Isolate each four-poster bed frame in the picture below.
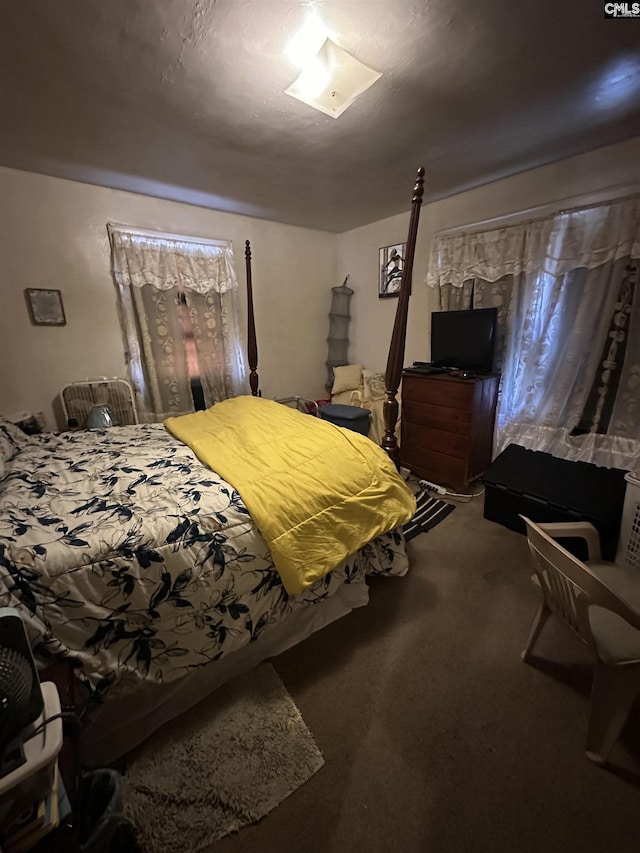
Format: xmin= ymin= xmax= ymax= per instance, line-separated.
xmin=383 ymin=167 xmax=425 ymax=464
xmin=245 ymin=238 xmax=260 ymax=398
xmin=243 ymin=165 xmax=426 ymax=464
xmin=35 ymin=167 xmax=425 ymax=766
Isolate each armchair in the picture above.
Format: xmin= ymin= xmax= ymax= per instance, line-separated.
xmin=329 ymin=366 xmax=400 ymax=444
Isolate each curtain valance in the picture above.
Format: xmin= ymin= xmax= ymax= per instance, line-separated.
xmin=109 ymin=227 xmax=237 ymax=294
xmin=427 ymin=194 xmax=640 ymax=288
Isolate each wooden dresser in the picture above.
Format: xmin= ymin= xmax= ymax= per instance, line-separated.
xmin=400 ymin=371 xmax=499 ymax=490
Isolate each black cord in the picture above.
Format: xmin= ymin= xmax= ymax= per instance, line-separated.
xmin=25 ymin=710 xmax=81 ymax=741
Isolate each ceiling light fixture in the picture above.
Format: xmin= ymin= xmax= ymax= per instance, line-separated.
xmin=285 ymin=18 xmax=382 ymax=119
xmin=285 ymin=13 xmax=328 ymax=69
xmin=294 ymin=57 xmax=331 ymax=102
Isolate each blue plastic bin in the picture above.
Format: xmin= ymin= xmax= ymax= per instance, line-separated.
xmin=319 ymin=404 xmax=370 ymax=435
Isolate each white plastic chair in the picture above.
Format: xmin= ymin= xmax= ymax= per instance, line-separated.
xmin=520 ymin=515 xmax=640 ymax=765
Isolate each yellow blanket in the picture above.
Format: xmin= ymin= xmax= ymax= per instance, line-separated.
xmin=165 ymin=396 xmax=415 ymax=594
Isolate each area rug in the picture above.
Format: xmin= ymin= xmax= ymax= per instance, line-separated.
xmin=403 ymin=489 xmax=456 ymax=541
xmin=123 ymin=663 xmax=324 ymax=853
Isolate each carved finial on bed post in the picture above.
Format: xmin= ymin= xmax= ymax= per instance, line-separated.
xmin=382 ymin=167 xmax=425 ymax=468
xmin=245 ymin=240 xmax=260 ymax=397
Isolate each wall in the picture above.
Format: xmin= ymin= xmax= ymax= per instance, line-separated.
xmin=0 ymin=168 xmax=336 ymax=429
xmin=337 ymin=136 xmax=640 ymax=374
xmin=2 ymin=136 xmax=638 ymax=431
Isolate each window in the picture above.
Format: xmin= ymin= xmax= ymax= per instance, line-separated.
xmin=428 ymin=193 xmax=640 ymax=468
xmin=574 ymin=262 xmax=638 ymax=436
xmin=108 ymin=225 xmax=246 ymax=420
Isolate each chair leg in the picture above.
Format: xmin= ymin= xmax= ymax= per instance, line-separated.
xmin=585 ymin=660 xmax=640 ymax=765
xmin=521 ymin=602 xmax=551 ymax=662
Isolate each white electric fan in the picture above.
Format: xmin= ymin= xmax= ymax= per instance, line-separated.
xmin=60 ymin=378 xmax=138 ymax=430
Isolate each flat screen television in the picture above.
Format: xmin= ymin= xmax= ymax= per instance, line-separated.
xmin=430 ymin=307 xmax=497 ymax=374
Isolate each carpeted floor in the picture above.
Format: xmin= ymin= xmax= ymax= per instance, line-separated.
xmin=210 ymin=495 xmax=640 ymax=853
xmin=124 ymin=663 xmax=323 ymax=852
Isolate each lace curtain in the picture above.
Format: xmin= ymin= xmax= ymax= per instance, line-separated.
xmin=110 ymin=230 xmax=238 ymax=293
xmin=428 ymin=195 xmax=640 ymax=470
xmin=427 ymin=196 xmax=640 ymax=289
xmin=109 ymin=227 xmax=246 ymax=420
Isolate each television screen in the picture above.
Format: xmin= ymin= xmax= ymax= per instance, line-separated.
xmin=430 ymin=307 xmax=497 ymax=374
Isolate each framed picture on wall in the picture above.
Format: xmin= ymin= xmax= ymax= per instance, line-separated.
xmin=25 ymin=288 xmax=66 ymax=326
xmin=379 ymin=243 xmax=406 ymax=298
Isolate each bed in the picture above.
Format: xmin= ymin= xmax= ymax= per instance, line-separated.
xmin=0 ymin=168 xmax=426 ymax=765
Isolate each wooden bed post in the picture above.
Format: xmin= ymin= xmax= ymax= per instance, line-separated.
xmin=245 ymin=239 xmax=260 ymax=396
xmin=382 ymin=166 xmax=425 ymax=467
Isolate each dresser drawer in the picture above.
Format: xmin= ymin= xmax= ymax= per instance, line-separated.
xmin=400 ymin=444 xmax=468 ymax=489
xmin=402 ymin=399 xmax=471 ymax=434
xmin=402 ymin=374 xmax=474 ymax=410
xmin=402 ymin=422 xmax=469 ymax=459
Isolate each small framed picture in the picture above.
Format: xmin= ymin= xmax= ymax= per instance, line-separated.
xmin=379 ymin=243 xmax=406 ymax=298
xmin=25 ymin=288 xmax=66 ymax=326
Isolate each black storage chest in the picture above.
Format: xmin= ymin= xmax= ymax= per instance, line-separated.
xmin=483 ymin=443 xmax=628 ymax=561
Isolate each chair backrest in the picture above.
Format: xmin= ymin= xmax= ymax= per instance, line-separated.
xmin=521 ymin=516 xmax=640 ymax=652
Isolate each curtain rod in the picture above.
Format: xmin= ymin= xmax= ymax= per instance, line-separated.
xmin=435 ymin=182 xmax=640 ymax=238
xmin=107 ymin=222 xmax=231 ymax=249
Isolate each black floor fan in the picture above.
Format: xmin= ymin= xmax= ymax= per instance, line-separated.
xmin=0 ymin=608 xmax=45 ymax=778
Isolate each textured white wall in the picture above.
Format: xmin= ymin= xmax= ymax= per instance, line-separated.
xmin=2 ymin=137 xmax=638 ymax=431
xmin=337 ymin=136 xmax=640 ymax=375
xmin=0 ymin=168 xmax=336 ymax=429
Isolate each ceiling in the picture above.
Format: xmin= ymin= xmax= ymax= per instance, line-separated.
xmin=1 ymin=0 xmax=639 ymax=232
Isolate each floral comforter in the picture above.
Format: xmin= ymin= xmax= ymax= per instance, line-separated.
xmin=0 ymin=425 xmax=408 ymax=700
